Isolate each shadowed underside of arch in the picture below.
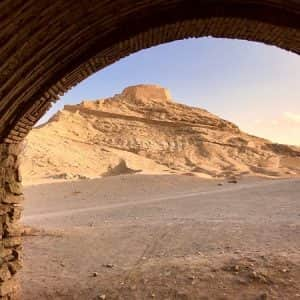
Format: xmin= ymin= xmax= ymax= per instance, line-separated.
xmin=0 ymin=0 xmax=300 ymax=143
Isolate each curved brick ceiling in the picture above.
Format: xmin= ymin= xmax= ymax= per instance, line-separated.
xmin=0 ymin=0 xmax=299 ymax=143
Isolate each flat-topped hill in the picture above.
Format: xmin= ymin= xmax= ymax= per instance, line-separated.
xmin=21 ymin=85 xmax=300 ymax=184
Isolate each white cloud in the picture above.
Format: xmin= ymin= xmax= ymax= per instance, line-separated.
xmin=238 ymin=112 xmax=300 ymax=145
xmin=271 ymin=120 xmax=279 ymax=126
xmin=283 ymin=112 xmax=300 ymax=124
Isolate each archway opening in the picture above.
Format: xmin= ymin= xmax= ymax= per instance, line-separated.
xmin=17 ymin=37 xmax=300 ymax=299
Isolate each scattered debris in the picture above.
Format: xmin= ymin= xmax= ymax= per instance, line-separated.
xmin=257 ymin=293 xmax=268 ymax=300
xmin=228 ymin=179 xmax=238 ymax=184
xmin=103 ymin=263 xmax=114 ymax=269
xmin=236 ymin=278 xmax=248 ymax=285
xmin=233 ymin=265 xmax=240 ymax=272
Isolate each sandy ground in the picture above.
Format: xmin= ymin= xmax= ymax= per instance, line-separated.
xmin=20 ymin=175 xmax=300 ymax=300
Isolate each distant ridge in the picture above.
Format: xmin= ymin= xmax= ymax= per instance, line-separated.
xmin=21 ymin=84 xmax=300 ymax=184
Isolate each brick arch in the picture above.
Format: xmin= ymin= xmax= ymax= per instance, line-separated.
xmin=0 ymin=1 xmax=299 ymax=298
xmin=0 ymin=0 xmax=300 ymax=143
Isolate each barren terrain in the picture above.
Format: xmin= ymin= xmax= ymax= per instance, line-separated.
xmin=19 ymin=85 xmax=300 ymax=299
xmin=20 ymin=175 xmax=300 ymax=299
xmin=21 ymin=85 xmax=300 ymax=185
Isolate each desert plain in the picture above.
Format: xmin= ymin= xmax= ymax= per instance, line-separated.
xmin=19 ymin=85 xmax=300 ymax=299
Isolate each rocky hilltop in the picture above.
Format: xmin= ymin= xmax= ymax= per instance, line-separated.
xmin=21 ymin=84 xmax=300 ymax=184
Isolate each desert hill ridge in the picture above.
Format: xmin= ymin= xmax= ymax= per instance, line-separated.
xmin=21 ymin=84 xmax=300 ymax=184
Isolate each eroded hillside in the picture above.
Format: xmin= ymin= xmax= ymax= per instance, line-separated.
xmin=21 ymin=84 xmax=300 ymax=184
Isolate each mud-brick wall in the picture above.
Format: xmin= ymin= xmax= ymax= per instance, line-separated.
xmin=0 ymin=143 xmax=23 ymax=299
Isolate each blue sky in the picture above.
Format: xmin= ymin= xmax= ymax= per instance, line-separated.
xmin=41 ymin=37 xmax=300 ymax=145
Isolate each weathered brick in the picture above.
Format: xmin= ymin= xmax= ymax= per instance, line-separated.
xmin=5 ymin=183 xmax=22 ymax=196
xmin=0 ymin=168 xmax=5 ymax=187
xmin=7 ymin=261 xmax=22 ymax=275
xmin=15 ymin=170 xmax=22 ymax=183
xmin=2 ymin=195 xmax=23 ymax=205
xmin=8 ymin=207 xmax=23 ymax=222
xmin=7 ymin=145 xmax=22 ymax=156
xmin=0 ymin=189 xmax=5 ymax=203
xmin=3 ymin=224 xmax=21 ymax=238
xmin=0 ymin=248 xmax=12 ymax=263
xmin=0 ymin=265 xmax=11 ymax=282
xmin=0 ymin=157 xmax=14 ymax=170
xmin=0 ymin=278 xmax=18 ymax=296
xmin=3 ymin=238 xmax=21 ymax=249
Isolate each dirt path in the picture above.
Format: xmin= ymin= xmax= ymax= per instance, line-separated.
xmin=20 ymin=175 xmax=300 ymax=299
xmin=23 ymin=178 xmax=289 ymax=221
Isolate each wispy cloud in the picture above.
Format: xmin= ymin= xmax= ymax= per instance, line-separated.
xmin=238 ymin=112 xmax=300 ymax=145
xmin=283 ymin=112 xmax=300 ymax=124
